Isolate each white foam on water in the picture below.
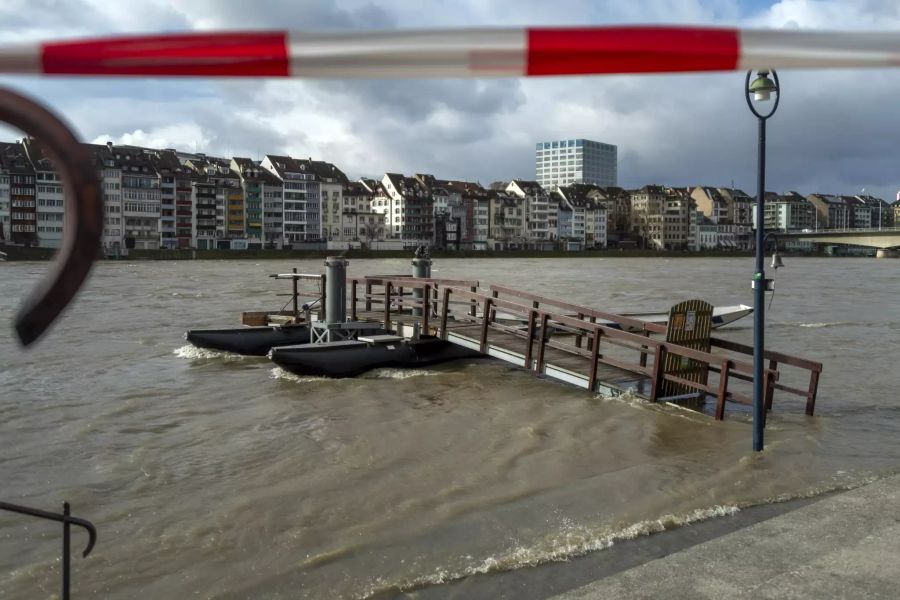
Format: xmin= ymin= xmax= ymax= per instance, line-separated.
xmin=365 ymin=368 xmax=438 ymax=380
xmin=358 ymin=503 xmax=740 ymax=598
xmin=758 ymin=469 xmax=893 ymax=504
xmin=594 ymin=390 xmax=651 ymax=412
xmin=361 ymin=471 xmax=900 ymax=598
xmin=268 ymin=367 xmax=327 ymax=384
xmin=173 ymin=344 xmax=245 ymax=361
xmin=783 ymin=321 xmax=851 ymax=329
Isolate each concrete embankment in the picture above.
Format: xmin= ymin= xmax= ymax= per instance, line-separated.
xmin=550 ymin=473 xmax=900 ymax=599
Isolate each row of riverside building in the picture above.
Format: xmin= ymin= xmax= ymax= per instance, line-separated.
xmin=0 ymin=138 xmax=897 ymax=253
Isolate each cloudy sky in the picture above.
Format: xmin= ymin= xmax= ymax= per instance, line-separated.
xmin=0 ymin=0 xmax=898 ymax=200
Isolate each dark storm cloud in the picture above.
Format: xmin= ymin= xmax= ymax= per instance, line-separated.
xmin=192 ymin=106 xmax=296 ymax=158
xmin=314 ymin=79 xmax=525 ymax=123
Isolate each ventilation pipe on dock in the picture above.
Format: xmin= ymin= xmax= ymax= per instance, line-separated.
xmin=324 ymin=257 xmax=348 ymax=324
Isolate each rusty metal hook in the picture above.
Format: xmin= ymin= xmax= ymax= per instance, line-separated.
xmin=0 ymin=87 xmax=103 ymax=346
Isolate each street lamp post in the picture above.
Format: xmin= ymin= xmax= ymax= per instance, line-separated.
xmin=745 ymin=69 xmax=780 ymax=452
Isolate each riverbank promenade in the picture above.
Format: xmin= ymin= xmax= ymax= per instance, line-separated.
xmin=551 ymin=473 xmax=900 ymax=599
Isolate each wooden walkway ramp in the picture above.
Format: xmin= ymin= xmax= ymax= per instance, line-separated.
xmin=442 ymin=323 xmax=652 ymax=397
xmin=345 ymin=276 xmax=823 ymax=421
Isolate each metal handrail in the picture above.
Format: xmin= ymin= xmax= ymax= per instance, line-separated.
xmin=0 ymin=500 xmax=96 ymax=600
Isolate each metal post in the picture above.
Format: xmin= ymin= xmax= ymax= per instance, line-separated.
xmin=746 ymin=68 xmax=779 ymax=453
xmin=324 ymin=257 xmax=348 ymax=324
xmin=411 ymin=255 xmax=432 ymax=317
xmin=291 ymin=267 xmax=299 ymax=321
xmin=62 ymin=501 xmax=71 ymax=600
xmin=753 ymin=116 xmax=767 ymax=452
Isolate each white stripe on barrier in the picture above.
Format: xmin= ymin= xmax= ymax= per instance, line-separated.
xmin=288 ymin=29 xmax=526 ymax=78
xmin=0 ymin=43 xmax=41 ymax=74
xmin=740 ymin=30 xmax=900 ymax=70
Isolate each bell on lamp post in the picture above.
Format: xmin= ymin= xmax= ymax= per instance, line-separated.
xmin=770 ymin=250 xmax=784 ymax=269
xmin=749 ymin=70 xmax=778 ymax=101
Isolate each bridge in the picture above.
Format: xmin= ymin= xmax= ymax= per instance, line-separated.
xmin=779 ymin=227 xmax=900 ymax=253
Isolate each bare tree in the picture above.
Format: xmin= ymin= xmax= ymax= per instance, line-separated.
xmin=362 ymin=220 xmax=381 ymax=247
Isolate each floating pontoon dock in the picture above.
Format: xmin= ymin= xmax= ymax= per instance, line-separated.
xmin=358 ymin=278 xmax=820 ymax=419
xmin=249 ymin=261 xmax=822 ymax=421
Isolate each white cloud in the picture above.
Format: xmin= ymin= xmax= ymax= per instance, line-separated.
xmin=0 ymin=0 xmax=898 ymax=200
xmin=91 ymin=124 xmax=212 ymax=152
xmin=752 ymin=0 xmax=900 ymax=29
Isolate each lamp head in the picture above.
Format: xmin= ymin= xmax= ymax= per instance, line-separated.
xmin=749 ymin=70 xmax=778 ymax=102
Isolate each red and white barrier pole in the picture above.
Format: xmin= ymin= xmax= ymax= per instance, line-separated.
xmin=0 ymin=26 xmax=897 ymax=78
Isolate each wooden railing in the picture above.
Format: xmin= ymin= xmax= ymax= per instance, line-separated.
xmin=351 ymin=278 xmax=820 ymax=421
xmin=440 ymin=285 xmax=773 ymax=420
xmin=487 ymin=283 xmax=822 ymax=417
xmin=349 ymin=275 xmax=480 ymax=322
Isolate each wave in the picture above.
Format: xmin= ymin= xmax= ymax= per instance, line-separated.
xmin=796 ymin=321 xmax=850 ymax=329
xmin=268 ymin=367 xmax=328 ymax=384
xmin=777 ymin=321 xmax=872 ymax=329
xmin=172 ymin=344 xmax=246 ymax=361
xmin=359 ymin=469 xmax=899 ymax=599
xmin=358 ymin=503 xmax=739 ymax=599
xmin=363 ymin=368 xmax=439 ymax=380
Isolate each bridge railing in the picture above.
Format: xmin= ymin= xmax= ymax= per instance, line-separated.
xmin=783 ymin=226 xmax=900 ymax=235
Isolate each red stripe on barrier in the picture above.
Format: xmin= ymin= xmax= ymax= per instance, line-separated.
xmin=526 ymin=26 xmax=740 ymax=76
xmin=42 ymin=32 xmax=290 ymax=76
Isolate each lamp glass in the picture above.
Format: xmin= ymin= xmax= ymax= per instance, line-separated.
xmin=749 ymin=71 xmax=777 ymax=102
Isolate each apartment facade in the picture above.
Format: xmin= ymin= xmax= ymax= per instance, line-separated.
xmin=0 ymin=160 xmax=8 ymax=242
xmin=262 ymin=155 xmax=348 ymax=244
xmin=381 ymin=172 xmax=434 ymax=247
xmin=231 ymin=157 xmax=282 ymax=247
xmin=630 ymin=185 xmax=666 ymax=249
xmin=506 ymin=179 xmax=554 ymax=248
xmin=555 ymin=184 xmax=608 ymax=249
xmin=807 ymin=193 xmax=850 ymax=229
xmin=535 ymin=138 xmax=617 ymax=189
xmin=488 ymin=190 xmax=526 ymax=249
xmin=145 ymin=149 xmax=191 ymax=250
xmin=755 ymin=191 xmax=815 ymax=232
xmin=113 ymin=146 xmax=162 ymax=250
xmin=20 ymin=139 xmax=66 ymax=249
xmin=3 ymin=143 xmax=37 ymax=246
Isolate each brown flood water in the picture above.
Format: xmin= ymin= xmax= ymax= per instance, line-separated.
xmin=1 ymin=257 xmax=899 ymax=599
